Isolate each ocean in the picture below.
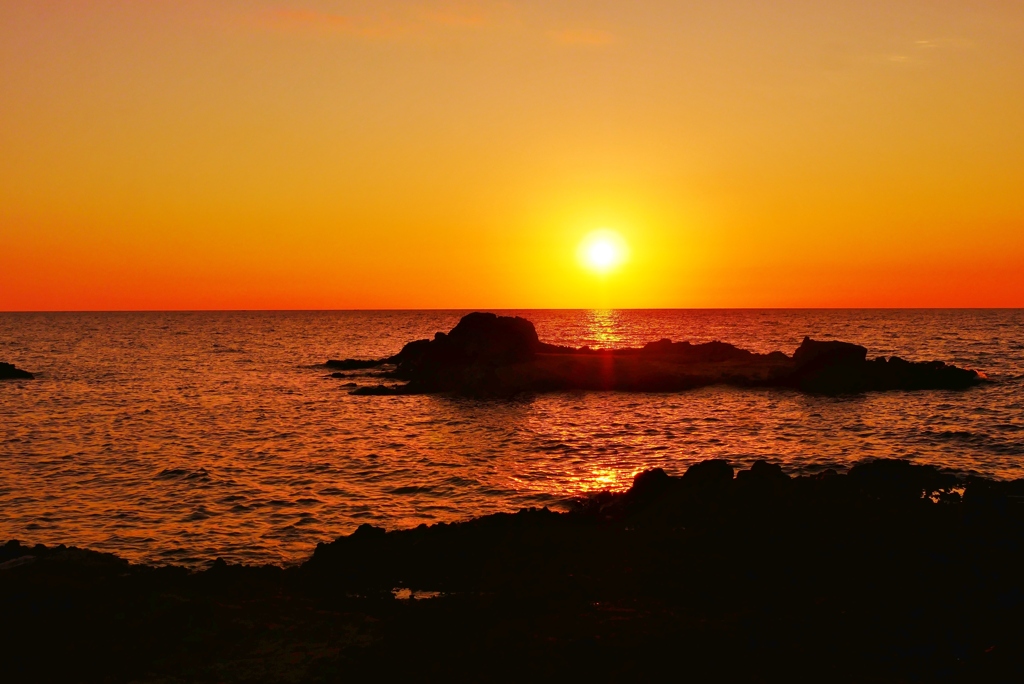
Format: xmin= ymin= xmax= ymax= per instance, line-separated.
xmin=1 ymin=309 xmax=1021 ymax=565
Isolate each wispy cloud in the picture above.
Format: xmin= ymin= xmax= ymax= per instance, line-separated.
xmin=888 ymin=37 xmax=974 ymax=64
xmin=914 ymin=38 xmax=974 ymax=50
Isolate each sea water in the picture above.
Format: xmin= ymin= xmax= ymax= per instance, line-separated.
xmin=1 ymin=309 xmax=1021 ymax=565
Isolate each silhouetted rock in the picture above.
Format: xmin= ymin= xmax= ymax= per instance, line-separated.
xmin=333 ymin=313 xmax=982 ymax=396
xmin=4 ymin=458 xmax=1024 ymax=681
xmin=639 ymin=338 xmax=756 ymax=363
xmin=792 ymin=336 xmax=867 ymax=367
xmin=846 ymin=458 xmax=958 ymax=500
xmin=792 ymin=347 xmax=980 ymax=394
xmin=626 ymin=467 xmax=674 ymax=506
xmin=682 ymin=458 xmax=734 ymax=487
xmin=388 ymin=313 xmax=543 ymax=393
xmin=631 ymin=467 xmax=672 ymax=496
xmin=736 ymin=460 xmax=792 ymax=500
xmin=743 ymin=459 xmax=789 ymax=483
xmin=352 ymin=522 xmax=388 ymax=541
xmin=0 ymin=362 xmax=33 ymax=380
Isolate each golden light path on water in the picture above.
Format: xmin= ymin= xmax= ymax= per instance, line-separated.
xmin=587 ymin=309 xmax=626 ymax=348
xmin=511 ymin=312 xmax=629 ymax=493
xmin=1 ymin=310 xmax=1022 ymax=566
xmin=509 ymin=312 xmax=640 ymax=501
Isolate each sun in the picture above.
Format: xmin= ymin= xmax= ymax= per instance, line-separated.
xmin=579 ymin=229 xmax=628 ymax=274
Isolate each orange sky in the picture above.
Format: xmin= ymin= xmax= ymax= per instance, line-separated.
xmin=2 ymin=0 xmax=1023 ymax=310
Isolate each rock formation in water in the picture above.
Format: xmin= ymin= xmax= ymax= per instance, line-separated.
xmin=3 ymin=458 xmax=1024 ymax=681
xmin=333 ymin=312 xmax=982 ymax=396
xmin=0 ymin=362 xmax=33 ymax=380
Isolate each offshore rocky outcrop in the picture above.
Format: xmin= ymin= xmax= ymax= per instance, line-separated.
xmin=330 ymin=312 xmax=982 ymax=396
xmin=0 ymin=362 xmax=33 ymax=380
xmin=3 ymin=458 xmax=1024 ymax=681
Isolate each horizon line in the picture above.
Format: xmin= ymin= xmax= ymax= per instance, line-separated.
xmin=2 ymin=307 xmax=1022 ymax=314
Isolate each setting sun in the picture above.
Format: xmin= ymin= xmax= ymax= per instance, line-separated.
xmin=579 ymin=230 xmax=629 ymax=275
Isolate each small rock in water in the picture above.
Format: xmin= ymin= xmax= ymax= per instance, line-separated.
xmin=0 ymin=362 xmax=33 ymax=380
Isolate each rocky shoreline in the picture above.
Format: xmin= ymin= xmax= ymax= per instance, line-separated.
xmin=330 ymin=312 xmax=983 ymax=396
xmin=4 ymin=458 xmax=1023 ymax=682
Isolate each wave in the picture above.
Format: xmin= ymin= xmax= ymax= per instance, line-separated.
xmin=918 ymin=429 xmax=1024 ymax=455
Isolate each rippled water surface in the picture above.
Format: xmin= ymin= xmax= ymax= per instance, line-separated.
xmin=1 ymin=310 xmax=1022 ymax=565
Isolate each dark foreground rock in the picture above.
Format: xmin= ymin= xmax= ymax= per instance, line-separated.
xmin=0 ymin=362 xmax=33 ymax=380
xmin=3 ymin=458 xmax=1024 ymax=682
xmin=337 ymin=312 xmax=982 ymax=396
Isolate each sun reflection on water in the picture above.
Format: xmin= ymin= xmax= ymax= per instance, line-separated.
xmin=585 ymin=309 xmax=624 ymax=348
xmin=511 ymin=467 xmax=639 ymax=499
xmin=569 ymin=468 xmax=636 ymax=494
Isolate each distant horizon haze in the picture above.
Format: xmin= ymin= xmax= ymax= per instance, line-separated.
xmin=2 ymin=1 xmax=1023 ymax=310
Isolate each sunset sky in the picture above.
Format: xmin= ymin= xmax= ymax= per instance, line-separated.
xmin=2 ymin=0 xmax=1023 ymax=310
